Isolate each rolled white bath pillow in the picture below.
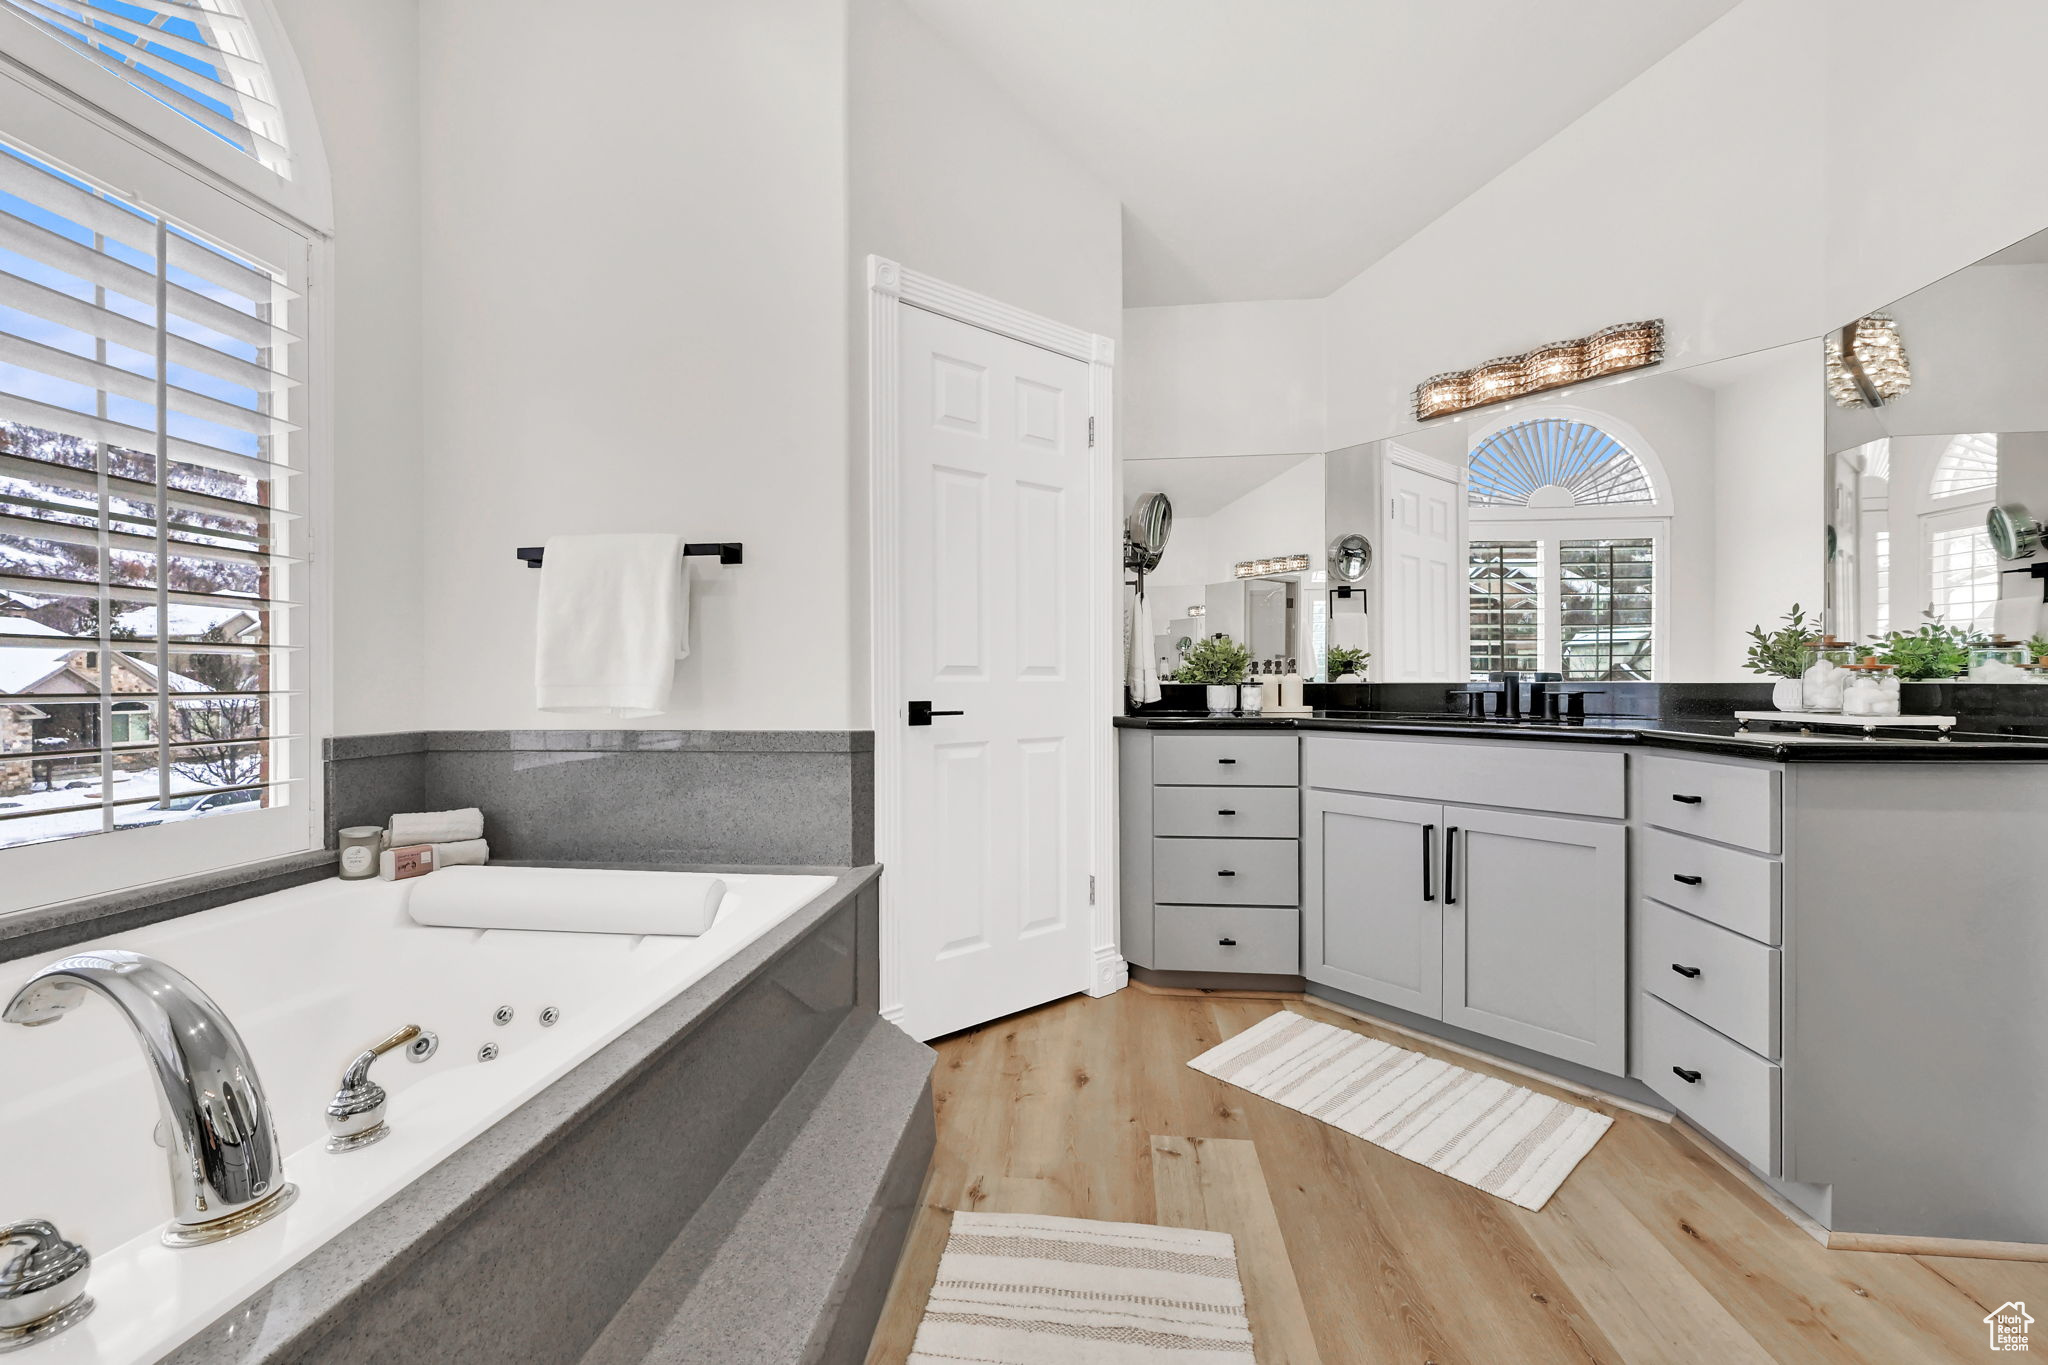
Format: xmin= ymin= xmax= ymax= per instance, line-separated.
xmin=402 ymin=864 xmax=728 ymax=936
xmin=388 ymin=807 xmax=485 ymax=844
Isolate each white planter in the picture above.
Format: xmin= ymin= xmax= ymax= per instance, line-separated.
xmin=1205 ymin=684 xmax=1238 ymax=717
xmin=1771 ymin=679 xmax=1805 ymax=711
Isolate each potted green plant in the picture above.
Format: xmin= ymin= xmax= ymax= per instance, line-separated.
xmin=1325 ymin=645 xmax=1370 ymax=682
xmin=1174 ymin=635 xmax=1252 ymax=716
xmin=1872 ymin=613 xmax=1978 ymax=681
xmin=1744 ymin=605 xmax=1814 ymax=710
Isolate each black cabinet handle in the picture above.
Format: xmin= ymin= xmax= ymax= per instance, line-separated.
xmin=1671 ymin=963 xmax=1702 ymax=979
xmin=1217 ymin=809 xmax=1237 ymax=816
xmin=1218 ymin=937 xmax=1237 ymax=947
xmin=1444 ymin=826 xmax=1460 ymax=906
xmin=1672 ymin=1066 xmax=1702 ymax=1084
xmin=1217 ymin=758 xmax=1237 ymax=765
xmin=1422 ymin=823 xmax=1436 ymax=902
xmin=1672 ymin=873 xmax=1703 ymax=886
xmin=1671 ymin=793 xmax=1703 ymax=805
xmin=1217 ymin=869 xmax=1236 ymax=877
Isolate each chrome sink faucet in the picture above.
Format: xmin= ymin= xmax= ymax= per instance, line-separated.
xmin=3 ymin=950 xmax=297 ymax=1247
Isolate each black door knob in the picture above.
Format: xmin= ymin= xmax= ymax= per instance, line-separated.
xmin=907 ymin=700 xmax=965 ymax=726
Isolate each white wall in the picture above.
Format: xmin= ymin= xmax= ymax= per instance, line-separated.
xmin=271 ymin=0 xmax=424 ymax=737
xmin=1122 ymin=301 xmax=1325 ymax=460
xmin=1324 ymin=1 xmax=1827 ymax=450
xmin=416 ymin=0 xmax=852 ymax=730
xmin=1710 ymin=355 xmax=1827 ymax=676
xmin=847 ymin=0 xmax=1123 ymax=724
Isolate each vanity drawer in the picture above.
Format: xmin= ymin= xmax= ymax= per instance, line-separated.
xmin=1638 ymin=755 xmax=1780 ymax=854
xmin=1303 ymin=734 xmax=1624 ymax=818
xmin=1154 ymin=786 xmax=1299 ymax=839
xmin=1638 ymin=827 xmax=1781 ymax=944
xmin=1154 ymin=837 xmax=1299 ymax=906
xmin=1153 ymin=734 xmax=1300 ymax=787
xmin=1638 ymin=901 xmax=1780 ymax=1058
xmin=1639 ymin=993 xmax=1780 ymax=1174
xmin=1153 ymin=905 xmax=1300 ymax=975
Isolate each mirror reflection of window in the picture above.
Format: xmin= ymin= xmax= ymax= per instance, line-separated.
xmin=1465 ymin=417 xmax=1665 ymax=681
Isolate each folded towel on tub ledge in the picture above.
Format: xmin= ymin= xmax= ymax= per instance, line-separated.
xmin=403 ymin=865 xmax=728 ymax=936
xmin=389 ymin=807 xmax=485 ymax=845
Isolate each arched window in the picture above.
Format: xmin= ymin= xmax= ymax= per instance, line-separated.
xmin=1468 ymin=418 xmax=1655 ymax=508
xmin=1466 ymin=416 xmax=1663 ymax=682
xmin=1 ymin=0 xmax=292 ymax=176
xmin=1930 ymin=432 xmax=1997 ymax=499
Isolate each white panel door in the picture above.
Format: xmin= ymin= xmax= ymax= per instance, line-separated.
xmin=897 ymin=305 xmax=1095 ymax=1040
xmin=1383 ymin=458 xmax=1464 ymax=681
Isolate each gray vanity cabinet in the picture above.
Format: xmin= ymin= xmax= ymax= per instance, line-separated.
xmin=1301 ymin=734 xmax=1628 ymax=1074
xmin=1302 ymin=789 xmax=1442 ymax=1015
xmin=1441 ymin=806 xmax=1626 ymax=1071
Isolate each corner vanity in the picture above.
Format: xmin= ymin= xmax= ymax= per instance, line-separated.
xmin=1118 ymin=713 xmax=2048 ymax=1253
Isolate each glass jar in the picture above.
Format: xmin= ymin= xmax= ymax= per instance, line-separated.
xmin=1970 ymin=637 xmax=2029 ymax=682
xmin=1800 ymin=636 xmax=1855 ymax=712
xmin=1841 ymin=659 xmax=1901 ymax=717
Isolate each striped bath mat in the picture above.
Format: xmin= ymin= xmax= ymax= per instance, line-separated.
xmin=906 ymin=1211 xmax=1254 ymax=1363
xmin=1190 ymin=1010 xmax=1611 ymax=1211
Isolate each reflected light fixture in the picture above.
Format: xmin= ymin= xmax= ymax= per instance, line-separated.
xmin=1412 ymin=319 xmax=1664 ymax=420
xmin=1825 ymin=312 xmax=1911 ymax=408
xmin=1233 ymin=554 xmax=1311 ymax=579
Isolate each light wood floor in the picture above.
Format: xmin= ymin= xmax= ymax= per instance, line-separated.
xmin=866 ymin=986 xmax=2048 ymax=1364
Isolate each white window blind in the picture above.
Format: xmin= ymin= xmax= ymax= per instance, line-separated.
xmin=0 ymin=134 xmax=301 ymax=854
xmin=0 ymin=0 xmax=290 ymax=176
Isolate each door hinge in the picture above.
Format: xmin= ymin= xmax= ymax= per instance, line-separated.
xmin=1088 ymin=416 xmax=1096 ymax=447
xmin=1088 ymin=874 xmax=1097 ymax=905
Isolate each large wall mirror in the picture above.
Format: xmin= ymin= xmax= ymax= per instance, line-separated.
xmin=1824 ymin=227 xmax=2048 ymax=667
xmin=1125 ymin=345 xmax=1828 ymax=683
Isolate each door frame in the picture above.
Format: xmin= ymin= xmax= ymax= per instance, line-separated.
xmin=865 ymin=255 xmax=1125 ymax=1032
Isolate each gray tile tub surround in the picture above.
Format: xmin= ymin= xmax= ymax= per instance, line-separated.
xmin=326 ymin=730 xmax=876 ymax=866
xmin=0 ymin=848 xmax=337 ymax=965
xmin=164 ymin=864 xmax=933 ymax=1365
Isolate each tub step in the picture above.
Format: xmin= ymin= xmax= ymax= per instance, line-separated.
xmin=577 ymin=1013 xmax=934 ymax=1365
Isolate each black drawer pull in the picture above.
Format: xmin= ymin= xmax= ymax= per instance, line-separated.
xmin=1670 ymin=793 xmax=1703 ymax=805
xmin=1672 ymin=873 xmax=1703 ymax=886
xmin=1218 ymin=937 xmax=1237 ymax=947
xmin=1217 ymin=869 xmax=1236 ymax=877
xmin=1217 ymin=809 xmax=1237 ymax=816
xmin=1672 ymin=1066 xmax=1702 ymax=1084
xmin=1671 ymin=963 xmax=1702 ymax=978
xmin=1217 ymin=758 xmax=1237 ymax=765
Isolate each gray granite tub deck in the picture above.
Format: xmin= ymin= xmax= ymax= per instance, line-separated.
xmin=162 ymin=864 xmax=933 ymax=1365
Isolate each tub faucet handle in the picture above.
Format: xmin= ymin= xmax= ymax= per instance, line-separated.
xmin=325 ymin=1024 xmax=423 ymax=1154
xmin=0 ymin=1219 xmax=93 ymax=1350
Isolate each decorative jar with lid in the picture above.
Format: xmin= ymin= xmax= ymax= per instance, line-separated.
xmin=1840 ymin=657 xmax=1901 ymax=717
xmin=1969 ymin=636 xmax=2030 ymax=683
xmin=1800 ymin=636 xmax=1856 ymax=712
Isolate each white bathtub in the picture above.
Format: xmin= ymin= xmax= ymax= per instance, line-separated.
xmin=0 ymin=869 xmax=838 ymax=1365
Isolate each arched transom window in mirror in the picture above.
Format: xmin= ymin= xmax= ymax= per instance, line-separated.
xmin=0 ymin=0 xmax=293 ymax=175
xmin=1929 ymin=432 xmax=1997 ymax=499
xmin=1468 ymin=418 xmax=1655 ymax=508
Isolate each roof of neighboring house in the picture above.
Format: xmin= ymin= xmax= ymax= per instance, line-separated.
xmin=112 ymin=604 xmax=261 ymax=640
xmin=0 ymin=617 xmax=209 ymax=696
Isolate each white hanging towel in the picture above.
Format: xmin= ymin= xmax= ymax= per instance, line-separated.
xmin=1125 ymin=583 xmax=1162 ymax=704
xmin=535 ymin=533 xmax=689 ymax=717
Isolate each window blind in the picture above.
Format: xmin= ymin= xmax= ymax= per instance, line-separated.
xmin=0 ymin=135 xmax=299 ymax=850
xmin=0 ymin=0 xmax=290 ymax=176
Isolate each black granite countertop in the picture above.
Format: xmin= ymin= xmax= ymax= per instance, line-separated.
xmin=1114 ymin=710 xmax=2048 ymax=761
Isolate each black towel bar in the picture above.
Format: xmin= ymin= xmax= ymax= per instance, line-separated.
xmin=517 ymin=543 xmax=743 ymax=567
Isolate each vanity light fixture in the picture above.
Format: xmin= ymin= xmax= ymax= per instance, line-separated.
xmin=1825 ymin=312 xmax=1911 ymax=408
xmin=1412 ymin=319 xmax=1663 ymax=420
xmin=1233 ymin=554 xmax=1311 ymax=579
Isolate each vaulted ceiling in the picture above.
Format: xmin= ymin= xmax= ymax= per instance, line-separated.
xmin=902 ymin=0 xmax=1740 ymax=307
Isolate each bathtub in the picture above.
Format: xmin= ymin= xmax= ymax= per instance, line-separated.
xmin=0 ymin=869 xmax=839 ymax=1365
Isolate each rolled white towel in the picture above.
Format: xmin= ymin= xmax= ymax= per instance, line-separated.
xmin=388 ymin=808 xmax=484 ymax=845
xmin=403 ymin=865 xmax=727 ymax=936
xmin=433 ymin=837 xmax=489 ymax=867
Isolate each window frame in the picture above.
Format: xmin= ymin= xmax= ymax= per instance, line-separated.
xmin=0 ymin=53 xmax=328 ymax=916
xmin=1466 ymin=517 xmax=1668 ymax=680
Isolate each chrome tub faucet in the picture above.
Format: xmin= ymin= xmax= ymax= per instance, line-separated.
xmin=3 ymin=950 xmax=297 ymax=1247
